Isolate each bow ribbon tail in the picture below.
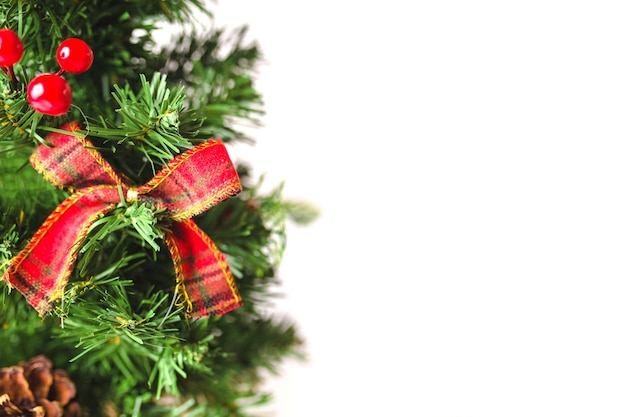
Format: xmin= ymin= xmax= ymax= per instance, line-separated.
xmin=164 ymin=219 xmax=242 ymax=318
xmin=2 ymin=186 xmax=119 ymax=315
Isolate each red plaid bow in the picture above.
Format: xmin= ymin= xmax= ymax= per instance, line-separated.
xmin=2 ymin=121 xmax=243 ymax=318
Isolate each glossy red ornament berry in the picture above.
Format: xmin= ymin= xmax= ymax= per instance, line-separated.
xmin=27 ymin=74 xmax=73 ymax=116
xmin=0 ymin=29 xmax=23 ymax=66
xmin=56 ymin=38 xmax=93 ymax=74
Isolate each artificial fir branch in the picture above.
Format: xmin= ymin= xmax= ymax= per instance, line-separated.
xmin=154 ymin=26 xmax=265 ymax=143
xmin=84 ymin=72 xmax=201 ymax=176
xmin=0 ymin=1 xmax=317 ymax=415
xmin=8 ymin=172 xmax=305 ymax=415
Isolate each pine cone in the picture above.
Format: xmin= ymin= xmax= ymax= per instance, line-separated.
xmin=0 ymin=356 xmax=81 ymax=417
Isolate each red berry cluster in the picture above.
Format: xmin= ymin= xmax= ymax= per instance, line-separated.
xmin=0 ymin=29 xmax=93 ymax=116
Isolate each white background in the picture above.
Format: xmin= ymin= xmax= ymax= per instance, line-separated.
xmin=206 ymin=1 xmax=626 ymax=416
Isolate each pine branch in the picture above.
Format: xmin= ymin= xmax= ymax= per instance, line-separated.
xmin=154 ymin=26 xmax=265 ymax=143
xmin=84 ymin=72 xmax=205 ymax=179
xmin=0 ymin=1 xmax=318 ymax=416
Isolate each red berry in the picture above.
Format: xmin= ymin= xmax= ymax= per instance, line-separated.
xmin=56 ymin=38 xmax=93 ymax=74
xmin=27 ymin=74 xmax=73 ymax=116
xmin=0 ymin=29 xmax=23 ymax=66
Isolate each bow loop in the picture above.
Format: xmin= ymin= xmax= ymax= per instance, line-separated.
xmin=137 ymin=140 xmax=242 ymax=221
xmin=3 ymin=123 xmax=243 ymax=318
xmin=31 ymin=121 xmax=124 ymax=191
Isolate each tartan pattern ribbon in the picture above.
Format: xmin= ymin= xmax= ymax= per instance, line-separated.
xmin=2 ymin=121 xmax=243 ymax=318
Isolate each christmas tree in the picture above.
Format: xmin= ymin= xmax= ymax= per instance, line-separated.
xmin=0 ymin=1 xmax=316 ymax=415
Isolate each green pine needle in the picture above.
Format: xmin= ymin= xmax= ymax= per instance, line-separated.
xmin=85 ymin=72 xmax=202 ymax=173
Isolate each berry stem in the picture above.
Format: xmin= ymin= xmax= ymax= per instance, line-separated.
xmin=55 ymin=68 xmax=65 ymax=76
xmin=7 ymin=65 xmax=18 ymax=91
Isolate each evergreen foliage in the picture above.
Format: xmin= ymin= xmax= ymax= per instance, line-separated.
xmin=0 ymin=1 xmax=317 ymax=415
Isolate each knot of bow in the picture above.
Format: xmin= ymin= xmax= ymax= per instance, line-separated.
xmin=3 ymin=121 xmax=243 ymax=318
